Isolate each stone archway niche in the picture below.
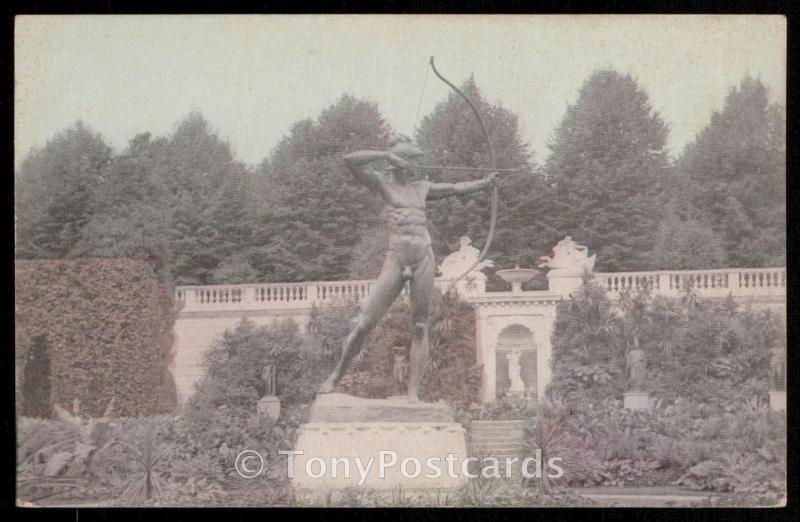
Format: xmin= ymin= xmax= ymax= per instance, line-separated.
xmin=494 ymin=324 xmax=537 ymax=399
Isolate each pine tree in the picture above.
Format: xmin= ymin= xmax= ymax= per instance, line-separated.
xmin=71 ymin=133 xmax=171 ymax=260
xmin=158 ymin=112 xmax=253 ymax=284
xmin=347 ymin=224 xmax=390 ymax=279
xmin=544 ymin=70 xmax=671 ymax=272
xmin=678 ymin=76 xmax=785 ymax=267
xmin=67 ymin=113 xmax=254 ymax=285
xmin=251 ymin=95 xmax=391 ymax=282
xmin=414 ymin=77 xmax=547 ymax=277
xmin=15 ymin=122 xmax=113 ymax=258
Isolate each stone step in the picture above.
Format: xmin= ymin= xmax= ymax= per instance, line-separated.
xmin=469 ymin=432 xmax=527 ymax=439
xmin=469 ymin=439 xmax=525 ymax=446
xmin=468 ymin=454 xmax=525 ymax=461
xmin=469 ymin=440 xmax=525 ymax=448
xmin=471 ymin=441 xmax=524 ymax=447
xmin=470 ymin=446 xmax=526 ymax=454
xmin=469 ymin=420 xmax=529 ymax=461
xmin=471 ymin=419 xmax=528 ymax=426
xmin=471 ymin=424 xmax=526 ymax=429
xmin=470 ymin=425 xmax=528 ymax=432
xmin=470 ymin=432 xmax=527 ymax=438
xmin=470 ymin=440 xmax=526 ymax=448
xmin=469 ymin=428 xmax=526 ymax=435
xmin=469 ymin=433 xmax=527 ymax=439
xmin=471 ymin=424 xmax=527 ymax=431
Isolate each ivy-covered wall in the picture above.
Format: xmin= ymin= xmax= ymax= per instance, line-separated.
xmin=15 ymin=258 xmax=176 ymax=417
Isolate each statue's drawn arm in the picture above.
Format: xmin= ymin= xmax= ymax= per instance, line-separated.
xmin=343 ymin=151 xmax=391 ymax=193
xmin=426 ymin=175 xmax=496 ymax=200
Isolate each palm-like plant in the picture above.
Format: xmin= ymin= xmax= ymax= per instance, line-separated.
xmin=680 ymin=279 xmax=702 ymax=313
xmin=754 ymin=309 xmax=781 ymax=348
xmin=651 ymin=297 xmax=681 ymax=356
xmin=458 ymin=475 xmax=500 ymax=506
xmin=17 ymin=399 xmax=116 ymax=503
xmin=113 ymin=418 xmax=178 ymax=504
xmin=523 ymin=399 xmax=573 ymax=496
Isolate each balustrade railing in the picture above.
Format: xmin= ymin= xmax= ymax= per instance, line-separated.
xmin=594 ymin=267 xmax=785 ymax=299
xmin=175 ymin=267 xmax=785 ymax=311
xmin=175 ymin=279 xmax=375 ymax=311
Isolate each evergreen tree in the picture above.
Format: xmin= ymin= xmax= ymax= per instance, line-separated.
xmin=678 ymin=76 xmax=785 ymax=267
xmin=163 ymin=111 xmax=239 ymax=202
xmin=71 ymin=133 xmax=172 ymax=260
xmin=415 ymin=77 xmax=548 ymax=278
xmin=347 ymin=224 xmax=390 ymax=280
xmin=646 ymin=213 xmax=726 ymax=270
xmin=208 ymin=166 xmax=257 ymax=282
xmin=168 ymin=192 xmax=222 ymax=285
xmin=15 ymin=122 xmax=113 ymax=258
xmin=67 ymin=113 xmax=253 ymax=285
xmin=544 ymin=70 xmax=671 ymax=271
xmin=251 ymin=94 xmax=391 ymax=282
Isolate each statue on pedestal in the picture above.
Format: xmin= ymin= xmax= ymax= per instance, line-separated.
xmin=438 ymin=236 xmax=495 ymax=294
xmin=317 ymin=134 xmax=498 ymax=401
xmin=392 ymin=344 xmax=409 ymax=386
xmin=538 ymin=235 xmax=596 ymax=273
xmin=506 ymin=351 xmax=525 ymax=394
xmin=261 ymin=362 xmax=276 ymax=396
xmin=626 ymin=348 xmax=647 ymax=391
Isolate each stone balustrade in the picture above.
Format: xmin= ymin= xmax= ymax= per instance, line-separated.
xmin=176 ymin=280 xmax=376 ymax=312
xmin=175 ymin=267 xmax=786 ymax=312
xmin=594 ymin=267 xmax=786 ymax=300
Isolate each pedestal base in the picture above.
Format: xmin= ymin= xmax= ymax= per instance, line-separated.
xmin=624 ymin=391 xmax=650 ymax=411
xmin=769 ymin=390 xmax=786 ymax=411
xmin=546 ymin=269 xmax=584 ymax=298
xmin=257 ymin=395 xmax=280 ymax=420
xmin=292 ymin=393 xmax=468 ymax=492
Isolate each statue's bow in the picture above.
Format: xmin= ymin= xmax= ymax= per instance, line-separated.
xmin=429 ymin=56 xmax=499 ymax=293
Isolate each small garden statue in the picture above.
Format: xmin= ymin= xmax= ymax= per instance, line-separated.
xmin=261 ymin=362 xmax=276 ymax=396
xmin=392 ymin=344 xmax=409 ymax=386
xmin=626 ymin=348 xmax=647 ymax=391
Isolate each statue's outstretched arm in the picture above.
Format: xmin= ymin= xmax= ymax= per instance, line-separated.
xmin=427 ymin=173 xmax=497 ymax=200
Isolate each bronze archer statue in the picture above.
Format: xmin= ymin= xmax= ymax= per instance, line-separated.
xmin=317 ymin=134 xmax=497 ymax=401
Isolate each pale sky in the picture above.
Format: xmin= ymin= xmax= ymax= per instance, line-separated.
xmin=15 ymin=15 xmax=786 ymax=169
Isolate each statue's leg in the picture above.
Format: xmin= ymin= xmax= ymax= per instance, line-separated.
xmin=317 ymin=254 xmax=405 ymax=394
xmin=408 ymin=248 xmax=436 ymax=402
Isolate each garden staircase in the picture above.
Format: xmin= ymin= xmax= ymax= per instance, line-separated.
xmin=468 ymin=420 xmax=528 ymax=460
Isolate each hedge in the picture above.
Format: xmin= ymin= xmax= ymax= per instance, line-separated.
xmin=15 ymin=258 xmax=176 ymax=417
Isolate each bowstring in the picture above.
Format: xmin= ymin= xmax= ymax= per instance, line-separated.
xmin=412 ymin=61 xmax=431 ymax=136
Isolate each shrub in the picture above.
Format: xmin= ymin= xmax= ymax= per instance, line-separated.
xmin=546 ymin=279 xmax=785 ymax=499
xmin=337 ymin=290 xmax=481 ymax=409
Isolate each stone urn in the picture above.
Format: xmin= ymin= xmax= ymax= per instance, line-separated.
xmin=496 ymin=267 xmax=538 ymax=293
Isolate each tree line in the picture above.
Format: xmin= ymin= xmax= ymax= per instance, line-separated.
xmin=14 ymin=71 xmax=785 ymax=287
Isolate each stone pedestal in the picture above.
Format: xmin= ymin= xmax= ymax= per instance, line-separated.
xmin=292 ymin=393 xmax=468 ymax=492
xmin=624 ymin=391 xmax=650 ymax=411
xmin=769 ymin=390 xmax=786 ymax=411
xmin=257 ymin=395 xmax=281 ymax=421
xmin=546 ymin=268 xmax=584 ymax=298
